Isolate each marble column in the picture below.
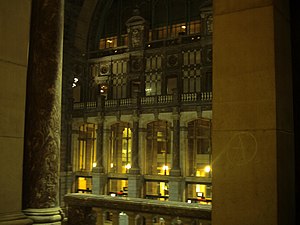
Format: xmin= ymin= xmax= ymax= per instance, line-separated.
xmin=212 ymin=0 xmax=295 ymax=225
xmin=22 ymin=0 xmax=64 ymax=224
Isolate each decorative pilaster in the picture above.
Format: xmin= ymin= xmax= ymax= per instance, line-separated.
xmin=22 ymin=0 xmax=64 ymax=224
xmin=130 ymin=111 xmax=140 ymax=174
xmin=94 ymin=116 xmax=105 ymax=173
xmin=92 ymin=115 xmax=107 ymax=195
xmin=170 ymin=109 xmax=181 ymax=176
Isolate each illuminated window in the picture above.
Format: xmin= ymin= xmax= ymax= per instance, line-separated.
xmin=76 ymin=124 xmax=97 ymax=172
xmin=109 ymin=123 xmax=132 ymax=174
xmin=145 ymin=180 xmax=169 ymax=201
xmin=186 ymin=183 xmax=212 ymax=204
xmin=187 ymin=119 xmax=211 ymax=177
xmin=108 ymin=179 xmax=128 ymax=196
xmin=76 ymin=176 xmax=92 ymax=194
xmin=146 ymin=121 xmax=171 ymax=175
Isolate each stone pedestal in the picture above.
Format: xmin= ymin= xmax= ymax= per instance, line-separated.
xmin=92 ymin=170 xmax=107 ymax=195
xmin=60 ymin=171 xmax=73 ymax=208
xmin=212 ymin=0 xmax=295 ymax=224
xmin=128 ymin=175 xmax=142 ymax=198
xmin=22 ymin=0 xmax=64 ymax=224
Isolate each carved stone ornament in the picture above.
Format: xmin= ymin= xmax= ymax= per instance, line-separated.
xmin=100 ymin=64 xmax=110 ymax=75
xmin=167 ymin=54 xmax=178 ymax=67
xmin=131 ymin=28 xmax=141 ymax=48
xmin=131 ymin=58 xmax=143 ymax=71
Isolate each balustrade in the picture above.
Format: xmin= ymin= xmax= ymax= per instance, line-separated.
xmin=65 ymin=194 xmax=211 ymax=225
xmin=72 ymin=92 xmax=212 ymax=113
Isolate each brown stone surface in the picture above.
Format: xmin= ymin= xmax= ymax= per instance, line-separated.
xmin=212 ymin=0 xmax=294 ymax=224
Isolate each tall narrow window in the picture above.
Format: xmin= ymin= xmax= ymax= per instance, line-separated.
xmin=167 ymin=76 xmax=177 ymax=94
xmin=145 ymin=72 xmax=162 ymax=96
xmin=77 ymin=123 xmax=97 ymax=171
xmin=187 ymin=119 xmax=211 ymax=177
xmin=109 ymin=122 xmax=132 ymax=174
xmin=146 ymin=121 xmax=171 ymax=175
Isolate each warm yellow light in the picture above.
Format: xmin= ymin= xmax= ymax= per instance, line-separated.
xmin=92 ymin=162 xmax=97 ymax=168
xmin=107 ymin=39 xmax=113 ymax=43
xmin=181 ymin=25 xmax=186 ymax=29
xmin=125 ymin=164 xmax=131 ymax=169
xmin=204 ymin=165 xmax=211 ymax=173
xmin=110 ymin=163 xmax=114 ymax=168
xmin=163 ymin=165 xmax=169 ymax=171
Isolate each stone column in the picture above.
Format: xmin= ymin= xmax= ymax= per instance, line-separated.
xmin=170 ymin=110 xmax=181 ymax=176
xmin=212 ymin=1 xmax=294 ymax=225
xmin=142 ymin=214 xmax=153 ymax=225
xmin=128 ymin=112 xmax=142 ymax=197
xmin=94 ymin=208 xmax=104 ymax=225
xmin=22 ymin=0 xmax=64 ymax=224
xmin=130 ymin=113 xmax=140 ymax=174
xmin=92 ymin=116 xmax=107 ymax=195
xmin=111 ymin=211 xmax=120 ymax=225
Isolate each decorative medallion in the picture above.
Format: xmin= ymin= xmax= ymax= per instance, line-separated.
xmin=131 ymin=58 xmax=143 ymax=72
xmin=100 ymin=64 xmax=110 ymax=75
xmin=167 ymin=54 xmax=178 ymax=67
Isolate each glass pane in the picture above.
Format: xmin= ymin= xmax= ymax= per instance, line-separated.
xmin=186 ymin=183 xmax=212 ymax=205
xmin=108 ymin=179 xmax=128 ymax=196
xmin=145 ymin=181 xmax=169 ymax=201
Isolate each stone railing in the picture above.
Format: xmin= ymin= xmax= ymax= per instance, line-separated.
xmin=64 ymin=193 xmax=211 ymax=225
xmin=73 ymin=92 xmax=212 ymax=112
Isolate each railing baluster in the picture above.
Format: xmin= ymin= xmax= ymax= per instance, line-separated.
xmin=112 ymin=210 xmax=120 ymax=225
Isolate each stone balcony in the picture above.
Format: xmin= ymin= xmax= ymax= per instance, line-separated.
xmin=64 ymin=193 xmax=211 ymax=225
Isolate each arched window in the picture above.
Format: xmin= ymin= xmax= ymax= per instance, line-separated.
xmin=146 ymin=121 xmax=171 ymax=175
xmin=76 ymin=123 xmax=97 ymax=172
xmin=186 ymin=118 xmax=211 ymax=177
xmin=109 ymin=122 xmax=132 ymax=174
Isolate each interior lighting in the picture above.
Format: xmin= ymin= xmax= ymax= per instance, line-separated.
xmin=125 ymin=164 xmax=131 ymax=169
xmin=92 ymin=162 xmax=97 ymax=168
xmin=181 ymin=25 xmax=186 ymax=29
xmin=110 ymin=163 xmax=114 ymax=168
xmin=107 ymin=39 xmax=113 ymax=43
xmin=74 ymin=77 xmax=78 ymax=82
xmin=163 ymin=165 xmax=169 ymax=171
xmin=204 ymin=165 xmax=211 ymax=173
